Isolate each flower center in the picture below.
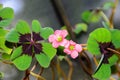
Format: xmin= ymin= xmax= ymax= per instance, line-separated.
xmin=69 ymin=45 xmax=74 ymax=50
xmin=30 ymin=39 xmax=35 ymax=45
xmin=99 ymin=42 xmax=115 ymax=64
xmin=57 ymin=36 xmax=62 ymax=42
xmin=99 ymin=42 xmax=114 ymax=54
xmin=19 ymin=33 xmax=43 ymax=56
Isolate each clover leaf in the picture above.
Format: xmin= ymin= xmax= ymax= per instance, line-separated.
xmin=40 ymin=27 xmax=54 ymax=40
xmin=42 ymin=42 xmax=56 ymax=60
xmin=81 ymin=10 xmax=101 ymax=23
xmin=6 ymin=20 xmax=56 ymax=70
xmin=111 ymin=29 xmax=120 ymax=48
xmin=13 ymin=55 xmax=32 ymax=70
xmin=35 ymin=53 xmax=51 ymax=68
xmin=102 ymin=2 xmax=115 ymax=10
xmin=87 ymin=28 xmax=111 ymax=55
xmin=16 ymin=20 xmax=30 ymax=34
xmin=32 ymin=20 xmax=41 ymax=33
xmin=74 ymin=23 xmax=88 ymax=34
xmin=0 ymin=28 xmax=12 ymax=54
xmin=87 ymin=28 xmax=118 ymax=79
xmin=0 ymin=7 xmax=14 ymax=27
xmin=93 ymin=64 xmax=111 ymax=80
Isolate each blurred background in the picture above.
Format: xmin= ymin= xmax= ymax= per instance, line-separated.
xmin=0 ymin=0 xmax=120 ymax=80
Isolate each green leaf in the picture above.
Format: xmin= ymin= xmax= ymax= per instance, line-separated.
xmin=42 ymin=42 xmax=56 ymax=60
xmin=93 ymin=64 xmax=111 ymax=80
xmin=87 ymin=37 xmax=100 ymax=55
xmin=0 ymin=37 xmax=12 ymax=54
xmin=2 ymin=53 xmax=11 ymax=60
xmin=81 ymin=10 xmax=91 ymax=23
xmin=32 ymin=20 xmax=41 ymax=33
xmin=16 ymin=20 xmax=30 ymax=34
xmin=40 ymin=27 xmax=54 ymax=40
xmin=103 ymin=2 xmax=115 ymax=10
xmin=74 ymin=23 xmax=87 ymax=34
xmin=13 ymin=55 xmax=32 ymax=70
xmin=0 ymin=7 xmax=14 ymax=27
xmin=0 ymin=28 xmax=8 ymax=36
xmin=81 ymin=10 xmax=101 ymax=23
xmin=0 ymin=7 xmax=14 ymax=19
xmin=0 ymin=29 xmax=12 ymax=54
xmin=35 ymin=53 xmax=50 ymax=68
xmin=111 ymin=29 xmax=120 ymax=48
xmin=90 ymin=28 xmax=111 ymax=43
xmin=90 ymin=13 xmax=101 ymax=23
xmin=0 ymin=19 xmax=13 ymax=27
xmin=6 ymin=29 xmax=20 ymax=43
xmin=0 ymin=4 xmax=3 ymax=9
xmin=0 ymin=72 xmax=4 ymax=79
xmin=108 ymin=54 xmax=118 ymax=66
xmin=11 ymin=46 xmax=22 ymax=60
xmin=61 ymin=26 xmax=67 ymax=30
xmin=87 ymin=28 xmax=111 ymax=55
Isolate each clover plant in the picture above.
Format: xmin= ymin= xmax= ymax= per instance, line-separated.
xmin=0 ymin=0 xmax=120 ymax=80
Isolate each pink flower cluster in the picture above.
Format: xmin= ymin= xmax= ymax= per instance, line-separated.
xmin=49 ymin=30 xmax=82 ymax=59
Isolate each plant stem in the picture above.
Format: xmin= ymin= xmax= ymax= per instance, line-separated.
xmin=56 ymin=58 xmax=67 ymax=80
xmin=79 ymin=51 xmax=93 ymax=75
xmin=80 ymin=44 xmax=87 ymax=47
xmin=107 ymin=48 xmax=120 ymax=55
xmin=110 ymin=76 xmax=116 ymax=80
xmin=30 ymin=71 xmax=45 ymax=80
xmin=64 ymin=56 xmax=73 ymax=80
xmin=23 ymin=69 xmax=30 ymax=80
xmin=38 ymin=67 xmax=44 ymax=76
xmin=51 ymin=64 xmax=55 ymax=80
xmin=109 ymin=0 xmax=119 ymax=29
xmin=100 ymin=11 xmax=110 ymax=24
xmin=93 ymin=55 xmax=98 ymax=66
xmin=31 ymin=62 xmax=38 ymax=72
xmin=51 ymin=0 xmax=76 ymax=41
xmin=36 ymin=67 xmax=44 ymax=80
xmin=2 ymin=60 xmax=13 ymax=64
xmin=83 ymin=47 xmax=87 ymax=51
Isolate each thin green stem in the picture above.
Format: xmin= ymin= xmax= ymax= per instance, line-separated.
xmin=100 ymin=11 xmax=110 ymax=24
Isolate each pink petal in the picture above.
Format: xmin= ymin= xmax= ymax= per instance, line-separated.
xmin=64 ymin=40 xmax=70 ymax=48
xmin=69 ymin=40 xmax=76 ymax=45
xmin=54 ymin=30 xmax=62 ymax=35
xmin=60 ymin=39 xmax=69 ymax=47
xmin=61 ymin=30 xmax=68 ymax=37
xmin=70 ymin=51 xmax=78 ymax=59
xmin=49 ymin=35 xmax=55 ymax=42
xmin=64 ymin=48 xmax=71 ymax=54
xmin=75 ymin=44 xmax=82 ymax=52
xmin=52 ymin=41 xmax=59 ymax=48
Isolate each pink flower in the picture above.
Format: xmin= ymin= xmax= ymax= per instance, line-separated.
xmin=64 ymin=40 xmax=82 ymax=59
xmin=49 ymin=30 xmax=68 ymax=48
